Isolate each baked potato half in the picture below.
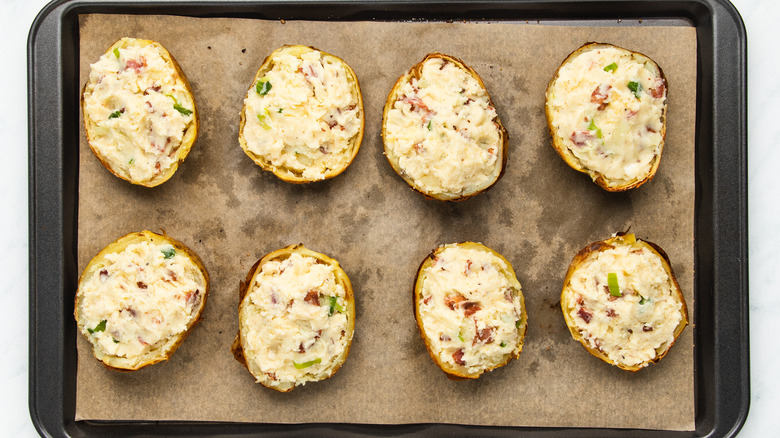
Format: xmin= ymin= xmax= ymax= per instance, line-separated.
xmin=560 ymin=233 xmax=688 ymax=371
xmin=545 ymin=43 xmax=667 ymax=191
xmin=82 ymin=37 xmax=199 ymax=187
xmin=382 ymin=53 xmax=508 ymax=201
xmin=414 ymin=242 xmax=527 ymax=379
xmin=232 ymin=244 xmax=355 ymax=392
xmin=75 ymin=230 xmax=209 ymax=371
xmin=238 ymin=45 xmax=364 ymax=183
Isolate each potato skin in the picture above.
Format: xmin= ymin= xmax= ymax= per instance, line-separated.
xmin=238 ymin=45 xmax=365 ymax=183
xmin=232 ymin=244 xmax=356 ymax=392
xmin=560 ymin=233 xmax=688 ymax=371
xmin=382 ymin=53 xmax=508 ymax=201
xmin=413 ymin=242 xmax=527 ymax=380
xmin=74 ymin=230 xmax=209 ymax=371
xmin=545 ymin=42 xmax=667 ymax=191
xmin=82 ymin=38 xmax=199 ymax=187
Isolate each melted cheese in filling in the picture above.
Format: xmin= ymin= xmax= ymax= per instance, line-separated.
xmin=83 ymin=41 xmax=195 ymax=183
xmin=242 ymin=253 xmax=350 ymax=388
xmin=242 ymin=49 xmax=361 ymax=180
xmin=547 ymin=46 xmax=666 ymax=184
xmin=565 ymin=244 xmax=683 ymax=367
xmin=418 ymin=245 xmax=524 ymax=375
xmin=78 ymin=241 xmax=204 ymax=359
xmin=385 ymin=57 xmax=501 ymax=197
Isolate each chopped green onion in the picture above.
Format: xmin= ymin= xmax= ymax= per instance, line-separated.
xmin=328 ymin=296 xmax=344 ymax=316
xmin=113 ymin=47 xmax=120 ymax=59
xmin=174 ymin=104 xmax=193 ymax=116
xmin=515 ymin=319 xmax=522 ymax=328
xmin=458 ymin=333 xmax=465 ymax=342
xmin=256 ymin=78 xmax=272 ymax=95
xmin=639 ymin=295 xmax=649 ymax=305
xmin=587 ymin=119 xmax=603 ymax=139
xmin=293 ymin=358 xmax=321 ymax=369
xmin=278 ymin=108 xmax=283 ymax=113
xmin=603 ymin=62 xmax=618 ymax=72
xmin=162 ymin=247 xmax=176 ymax=259
xmin=113 ymin=338 xmax=120 ymax=344
xmin=500 ymin=341 xmax=507 ymax=348
xmin=108 ymin=110 xmax=121 ymax=119
xmin=608 ymin=272 xmax=622 ymax=297
xmin=128 ymin=158 xmax=135 ymax=165
xmin=427 ymin=121 xmax=432 ymax=131
xmin=627 ymin=81 xmax=642 ymax=98
xmin=88 ymin=320 xmax=107 ymax=334
xmin=257 ymin=110 xmax=272 ymax=130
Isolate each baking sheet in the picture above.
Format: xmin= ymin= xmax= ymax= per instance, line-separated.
xmin=75 ymin=14 xmax=696 ymax=430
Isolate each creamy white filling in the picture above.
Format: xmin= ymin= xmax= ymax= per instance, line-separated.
xmin=79 ymin=241 xmax=203 ymax=359
xmin=385 ymin=57 xmax=501 ymax=196
xmin=242 ymin=49 xmax=361 ymax=180
xmin=418 ymin=245 xmax=523 ymax=375
xmin=83 ymin=41 xmax=195 ymax=183
xmin=242 ymin=253 xmax=350 ymax=387
xmin=547 ymin=46 xmax=666 ymax=183
xmin=565 ymin=243 xmax=682 ymax=367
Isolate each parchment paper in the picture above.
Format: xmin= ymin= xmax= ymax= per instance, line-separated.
xmin=76 ymin=14 xmax=697 ymax=430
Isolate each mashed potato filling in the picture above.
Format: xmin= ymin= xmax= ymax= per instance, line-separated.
xmin=547 ymin=46 xmax=666 ymax=185
xmin=78 ymin=241 xmax=203 ymax=359
xmin=242 ymin=49 xmax=361 ymax=180
xmin=384 ymin=57 xmax=502 ymax=197
xmin=83 ymin=40 xmax=195 ymax=183
xmin=564 ymin=241 xmax=683 ymax=367
xmin=417 ymin=245 xmax=524 ymax=375
xmin=241 ymin=253 xmax=350 ymax=388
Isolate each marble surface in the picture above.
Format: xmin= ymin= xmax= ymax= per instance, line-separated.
xmin=2 ymin=0 xmax=776 ymax=436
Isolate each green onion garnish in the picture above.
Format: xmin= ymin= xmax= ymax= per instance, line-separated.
xmin=500 ymin=341 xmax=507 ymax=348
xmin=603 ymin=62 xmax=618 ymax=72
xmin=162 ymin=247 xmax=176 ymax=259
xmin=88 ymin=319 xmax=107 ymax=334
xmin=113 ymin=48 xmax=120 ymax=59
xmin=174 ymin=104 xmax=193 ymax=116
xmin=256 ymin=79 xmax=272 ymax=96
xmin=129 ymin=158 xmax=135 ymax=165
xmin=587 ymin=119 xmax=603 ymax=139
xmin=639 ymin=295 xmax=649 ymax=305
xmin=108 ymin=110 xmax=121 ymax=119
xmin=293 ymin=358 xmax=321 ymax=369
xmin=627 ymin=81 xmax=642 ymax=98
xmin=427 ymin=121 xmax=432 ymax=131
xmin=515 ymin=319 xmax=522 ymax=328
xmin=257 ymin=111 xmax=271 ymax=130
xmin=328 ymin=296 xmax=344 ymax=316
xmin=608 ymin=272 xmax=622 ymax=297
xmin=278 ymin=108 xmax=283 ymax=113
xmin=113 ymin=338 xmax=119 ymax=344
xmin=458 ymin=333 xmax=465 ymax=342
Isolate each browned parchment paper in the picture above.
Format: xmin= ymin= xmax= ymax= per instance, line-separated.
xmin=76 ymin=14 xmax=697 ymax=430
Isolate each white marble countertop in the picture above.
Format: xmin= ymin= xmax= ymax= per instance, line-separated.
xmin=2 ymin=0 xmax=776 ymax=436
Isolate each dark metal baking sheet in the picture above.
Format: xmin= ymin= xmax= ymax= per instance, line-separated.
xmin=28 ymin=0 xmax=748 ymax=436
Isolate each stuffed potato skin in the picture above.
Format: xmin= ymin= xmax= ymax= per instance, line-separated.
xmin=545 ymin=43 xmax=667 ymax=191
xmin=75 ymin=230 xmax=209 ymax=371
xmin=82 ymin=38 xmax=199 ymax=187
xmin=382 ymin=53 xmax=508 ymax=201
xmin=414 ymin=242 xmax=527 ymax=380
xmin=232 ymin=244 xmax=356 ymax=392
xmin=560 ymin=233 xmax=688 ymax=371
xmin=238 ymin=45 xmax=365 ymax=183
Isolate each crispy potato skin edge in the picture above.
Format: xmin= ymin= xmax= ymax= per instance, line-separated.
xmin=232 ymin=244 xmax=356 ymax=392
xmin=238 ymin=45 xmax=365 ymax=184
xmin=413 ymin=242 xmax=527 ymax=379
xmin=381 ymin=53 xmax=508 ymax=201
xmin=544 ymin=42 xmax=667 ymax=192
xmin=74 ymin=230 xmax=210 ymax=371
xmin=82 ymin=38 xmax=199 ymax=188
xmin=559 ymin=233 xmax=689 ymax=371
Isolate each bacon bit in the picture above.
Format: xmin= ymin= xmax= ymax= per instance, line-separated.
xmin=576 ymin=295 xmax=584 ymax=306
xmin=628 ymin=329 xmax=633 ymax=334
xmin=287 ymin=299 xmax=294 ymax=308
xmin=125 ymin=57 xmax=147 ymax=73
xmin=297 ymin=343 xmax=306 ymax=353
xmin=265 ymin=372 xmax=277 ymax=381
xmin=152 ymin=317 xmax=161 ymax=325
xmin=154 ymin=162 xmax=162 ymax=173
xmin=99 ymin=269 xmax=109 ymax=281
xmin=168 ymin=270 xmax=178 ymax=281
xmin=319 ymin=145 xmax=329 ymax=154
xmin=143 ymin=85 xmax=161 ymax=95
xmin=570 ymin=130 xmax=594 ymax=147
xmin=439 ymin=60 xmax=449 ymax=70
xmin=439 ymin=334 xmax=451 ymax=342
xmin=138 ymin=337 xmax=150 ymax=346
xmin=473 ymin=327 xmax=494 ymax=345
xmin=643 ymin=325 xmax=654 ymax=332
xmin=591 ymin=84 xmax=612 ymax=110
xmin=630 ymin=249 xmax=644 ymax=254
xmin=271 ymin=293 xmax=278 ymax=305
xmin=626 ymin=109 xmax=638 ymax=119
xmin=464 ymin=260 xmax=473 ymax=275
xmin=649 ymin=80 xmax=666 ymax=99
xmin=304 ymin=290 xmax=320 ymax=306
xmin=578 ymin=307 xmax=593 ymax=324
xmin=487 ymin=148 xmax=495 ymax=154
xmin=463 ymin=302 xmax=482 ymax=317
xmin=452 ymin=349 xmax=466 ymax=366
xmin=445 ymin=294 xmax=467 ymax=310
xmin=423 ymin=296 xmax=431 ymax=305
xmin=136 ymin=281 xmax=148 ymax=289
xmin=185 ymin=289 xmax=200 ymax=305
xmin=608 ymin=295 xmax=619 ymax=302
xmin=606 ymin=308 xmax=616 ymax=318
xmin=400 ymin=96 xmax=435 ymax=122
xmin=465 ymin=98 xmax=474 ymax=105
xmin=413 ymin=142 xmax=423 ymax=153
xmin=123 ymin=307 xmax=137 ymax=317
xmin=145 ymin=101 xmax=154 ymax=111
xmin=315 ymin=330 xmax=322 ymax=340
xmin=646 ymin=125 xmax=657 ymax=133
xmin=504 ymin=290 xmax=514 ymax=302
